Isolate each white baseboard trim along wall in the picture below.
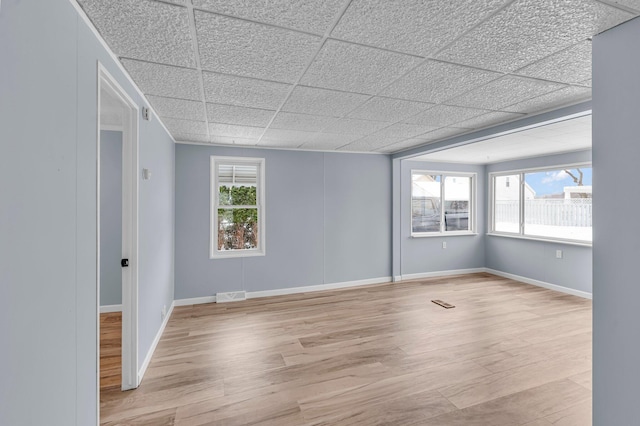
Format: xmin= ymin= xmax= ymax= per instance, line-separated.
xmin=399 ymin=268 xmax=487 ymax=282
xmin=138 ymin=301 xmax=175 ymax=383
xmin=484 ymin=268 xmax=592 ymax=299
xmin=100 ymin=304 xmax=123 ymax=313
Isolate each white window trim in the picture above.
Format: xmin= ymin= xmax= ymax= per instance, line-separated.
xmin=210 ymin=156 xmax=266 ymax=259
xmin=487 ymin=162 xmax=592 ymax=246
xmin=411 ymin=170 xmax=477 ymax=237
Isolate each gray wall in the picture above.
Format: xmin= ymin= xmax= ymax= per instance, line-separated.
xmin=485 ymin=150 xmax=592 ymax=294
xmin=400 ymin=160 xmax=486 ymax=276
xmin=100 ymin=130 xmax=123 ymax=307
xmin=0 ymin=1 xmax=175 ymax=424
xmin=593 ymin=16 xmax=640 ymax=425
xmin=175 ymin=144 xmax=391 ymax=299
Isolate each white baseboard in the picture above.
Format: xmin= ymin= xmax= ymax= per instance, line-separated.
xmin=138 ymin=301 xmax=175 ymax=383
xmin=399 ymin=268 xmax=486 ymax=282
xmin=173 ymin=295 xmax=216 ymax=306
xmin=247 ymin=276 xmax=392 ymax=299
xmin=484 ymin=268 xmax=592 ymax=299
xmin=100 ymin=304 xmax=122 ymax=313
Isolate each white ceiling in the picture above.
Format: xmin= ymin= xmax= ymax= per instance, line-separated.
xmin=77 ymin=0 xmax=640 ymax=153
xmin=412 ymin=114 xmax=592 ymax=164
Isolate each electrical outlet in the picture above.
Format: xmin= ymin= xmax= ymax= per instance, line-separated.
xmin=442 ymin=241 xmax=447 ymax=249
xmin=556 ymin=250 xmax=563 ymax=259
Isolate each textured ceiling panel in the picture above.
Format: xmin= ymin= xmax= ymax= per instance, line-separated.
xmin=260 ymin=129 xmax=317 ymax=145
xmin=195 ymin=11 xmax=321 ymax=82
xmin=206 ymin=103 xmax=275 ymax=127
xmin=324 ymin=118 xmax=389 ymax=135
xmin=347 ymin=97 xmax=432 ymax=122
xmin=453 ymin=111 xmax=525 ymax=129
xmin=403 ymin=104 xmax=487 ymax=127
xmin=210 ymin=135 xmax=258 ymax=145
xmin=270 ymin=112 xmax=338 ymax=132
xmin=580 ymin=79 xmax=592 ymax=87
xmin=209 ymin=123 xmax=264 ymax=139
xmin=437 ymin=0 xmax=632 ymax=72
xmin=516 ymin=41 xmax=592 ymax=84
xmin=202 ymin=72 xmax=291 ymax=110
xmin=376 ymin=138 xmax=430 ymax=153
xmin=192 ymin=0 xmax=345 ymax=34
xmin=172 ymin=133 xmax=210 ymax=143
xmin=606 ymin=0 xmax=640 ymax=12
xmin=162 ymin=118 xmax=208 ymax=135
xmin=337 ymin=134 xmax=404 ymax=151
xmin=78 ymin=0 xmax=195 ymax=67
xmin=331 ymin=0 xmax=511 ymax=56
xmin=421 ymin=127 xmax=470 ymax=142
xmin=372 ymin=123 xmax=439 ymax=139
xmin=380 ymin=60 xmax=501 ymax=104
xmin=503 ymin=86 xmax=592 ymax=113
xmin=147 ymin=96 xmax=206 ymax=121
xmin=447 ymin=76 xmax=566 ymax=111
xmin=122 ymin=59 xmax=201 ymax=100
xmin=298 ymin=133 xmax=362 ymax=150
xmin=282 ymin=86 xmax=370 ymax=117
xmin=300 ymin=40 xmax=421 ymax=94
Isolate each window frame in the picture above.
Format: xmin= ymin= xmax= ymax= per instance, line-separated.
xmin=210 ymin=156 xmax=266 ymax=259
xmin=488 ymin=162 xmax=592 ymax=247
xmin=410 ymin=170 xmax=477 ymax=237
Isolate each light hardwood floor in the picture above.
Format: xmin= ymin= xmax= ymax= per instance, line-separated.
xmin=101 ymin=273 xmax=592 ymax=425
xmin=100 ymin=312 xmax=122 ymax=391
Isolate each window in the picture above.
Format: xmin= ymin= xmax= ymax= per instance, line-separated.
xmin=411 ymin=171 xmax=475 ymax=235
xmin=490 ymin=165 xmax=592 ymax=244
xmin=210 ymin=156 xmax=265 ymax=258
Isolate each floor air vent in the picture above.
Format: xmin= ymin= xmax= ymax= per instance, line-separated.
xmin=216 ymin=291 xmax=247 ymax=303
xmin=431 ymin=299 xmax=455 ymax=309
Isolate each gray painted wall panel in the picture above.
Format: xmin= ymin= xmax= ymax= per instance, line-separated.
xmin=485 ymin=150 xmax=592 ymax=293
xmin=174 ymin=145 xmax=391 ymax=299
xmin=400 ymin=160 xmax=486 ymax=276
xmin=100 ymin=130 xmax=123 ymax=306
xmin=592 ymin=16 xmax=640 ymax=424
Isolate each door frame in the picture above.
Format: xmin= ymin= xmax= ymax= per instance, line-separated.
xmin=97 ymin=62 xmax=140 ymax=393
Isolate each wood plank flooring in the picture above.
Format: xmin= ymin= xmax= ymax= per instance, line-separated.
xmin=100 ymin=312 xmax=122 ymax=391
xmin=100 ymin=273 xmax=592 ymax=425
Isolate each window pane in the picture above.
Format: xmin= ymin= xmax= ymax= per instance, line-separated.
xmin=494 ymin=174 xmax=520 ymax=233
xmin=444 ymin=176 xmax=470 ymax=231
xmin=411 ymin=174 xmax=441 ymax=233
xmin=218 ymin=184 xmax=257 ymax=206
xmin=524 ymin=168 xmax=592 ymax=241
xmin=217 ymin=208 xmax=259 ymax=250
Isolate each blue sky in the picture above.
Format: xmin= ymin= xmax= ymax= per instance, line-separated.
xmin=525 ymin=167 xmax=593 ymax=196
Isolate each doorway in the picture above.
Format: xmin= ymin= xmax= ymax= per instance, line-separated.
xmin=97 ymin=63 xmax=140 ymax=398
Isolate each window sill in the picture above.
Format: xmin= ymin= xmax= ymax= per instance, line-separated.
xmin=487 ymin=232 xmax=592 ymax=247
xmin=210 ymin=250 xmax=266 ymax=259
xmin=411 ymin=232 xmax=478 ymax=238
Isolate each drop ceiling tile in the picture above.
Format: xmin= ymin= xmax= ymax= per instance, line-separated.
xmin=209 ymin=123 xmax=264 ymax=139
xmin=376 ymin=138 xmax=431 ymax=153
xmin=270 ymin=112 xmax=338 ymax=132
xmin=206 ymin=103 xmax=275 ymax=127
xmin=516 ymin=41 xmax=592 ymax=84
xmin=195 ymin=11 xmax=321 ymax=83
xmin=298 ymin=133 xmax=362 ymax=150
xmin=260 ymin=129 xmax=318 ymax=146
xmin=173 ymin=133 xmax=210 ymax=143
xmin=403 ymin=105 xmax=487 ymax=127
xmin=122 ymin=59 xmax=201 ymax=100
xmin=163 ymin=118 xmax=208 ymax=135
xmin=300 ymin=40 xmax=422 ymax=94
xmin=210 ymin=135 xmax=258 ymax=146
xmin=503 ymin=86 xmax=592 ymax=114
xmin=347 ymin=97 xmax=432 ymax=122
xmin=331 ymin=0 xmax=511 ymax=56
xmin=192 ymin=0 xmax=345 ymax=35
xmin=202 ymin=72 xmax=291 ymax=110
xmin=337 ymin=134 xmax=404 ymax=152
xmin=324 ymin=118 xmax=389 ymax=135
xmin=606 ymin=0 xmax=640 ymax=12
xmin=380 ymin=60 xmax=501 ymax=104
xmin=282 ymin=86 xmax=370 ymax=117
xmin=78 ymin=0 xmax=195 ymax=67
xmin=447 ymin=76 xmax=566 ymax=110
xmin=579 ymin=79 xmax=592 ymax=87
xmin=453 ymin=111 xmax=525 ymax=129
xmin=421 ymin=127 xmax=470 ymax=142
xmin=373 ymin=123 xmax=439 ymax=139
xmin=147 ymin=96 xmax=206 ymax=121
xmin=436 ymin=0 xmax=633 ymax=72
